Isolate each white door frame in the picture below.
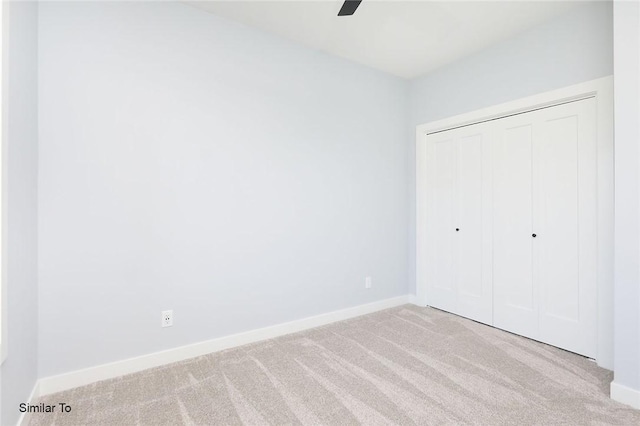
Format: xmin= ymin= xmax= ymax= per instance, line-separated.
xmin=415 ymin=76 xmax=614 ymax=369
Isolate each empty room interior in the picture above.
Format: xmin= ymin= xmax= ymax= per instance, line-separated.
xmin=2 ymin=0 xmax=640 ymax=424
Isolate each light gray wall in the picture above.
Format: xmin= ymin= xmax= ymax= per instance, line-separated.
xmin=1 ymin=1 xmax=39 ymax=425
xmin=613 ymin=0 xmax=640 ymax=393
xmin=37 ymin=1 xmax=409 ymax=377
xmin=407 ymin=1 xmax=613 ymax=295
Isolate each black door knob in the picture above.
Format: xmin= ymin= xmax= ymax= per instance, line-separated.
xmin=532 ymin=233 xmax=537 ymax=238
xmin=456 ymin=228 xmax=459 ymax=231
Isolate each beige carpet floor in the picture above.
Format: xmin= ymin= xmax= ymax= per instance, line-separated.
xmin=27 ymin=305 xmax=640 ymax=425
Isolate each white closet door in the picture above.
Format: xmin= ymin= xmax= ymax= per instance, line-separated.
xmin=426 ymin=133 xmax=456 ymax=313
xmin=536 ymin=98 xmax=597 ymax=357
xmin=493 ymin=98 xmax=597 ymax=357
xmin=426 ymin=124 xmax=492 ymax=324
xmin=493 ymin=114 xmax=537 ymax=338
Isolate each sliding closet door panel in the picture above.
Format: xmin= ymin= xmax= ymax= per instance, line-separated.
xmin=456 ymin=127 xmax=492 ymax=325
xmin=493 ymin=118 xmax=537 ymax=338
xmin=537 ymin=98 xmax=597 ymax=357
xmin=425 ymin=124 xmax=492 ymax=322
xmin=427 ymin=135 xmax=457 ymax=312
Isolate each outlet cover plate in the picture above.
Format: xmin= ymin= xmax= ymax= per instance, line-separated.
xmin=162 ymin=310 xmax=173 ymax=327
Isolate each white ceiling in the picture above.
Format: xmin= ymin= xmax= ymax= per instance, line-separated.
xmin=186 ymin=1 xmax=591 ymax=79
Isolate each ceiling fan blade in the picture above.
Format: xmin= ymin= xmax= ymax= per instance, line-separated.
xmin=338 ymin=0 xmax=363 ymax=16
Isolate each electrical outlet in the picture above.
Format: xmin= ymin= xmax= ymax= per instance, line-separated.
xmin=365 ymin=276 xmax=372 ymax=289
xmin=162 ymin=310 xmax=173 ymax=328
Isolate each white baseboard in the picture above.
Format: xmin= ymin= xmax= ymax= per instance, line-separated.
xmin=38 ymin=295 xmax=409 ymax=396
xmin=611 ymin=381 xmax=640 ymax=409
xmin=17 ymin=381 xmax=41 ymax=426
